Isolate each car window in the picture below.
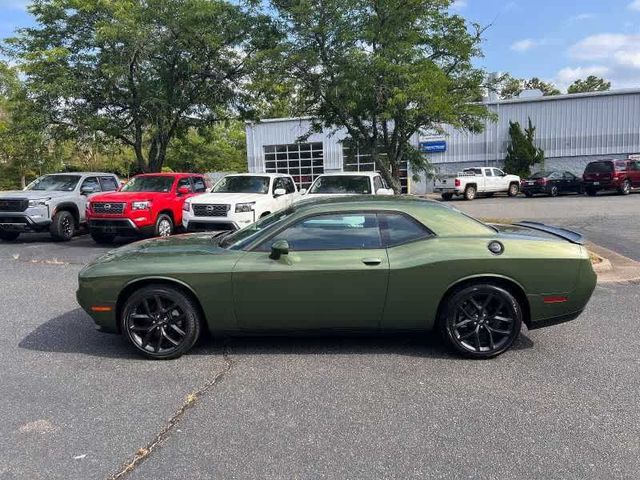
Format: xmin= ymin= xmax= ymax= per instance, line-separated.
xmin=177 ymin=177 xmax=192 ymax=192
xmin=463 ymin=168 xmax=482 ymax=175
xmin=373 ymin=176 xmax=384 ymax=192
xmin=379 ymin=213 xmax=432 ymax=247
xmin=632 ymin=161 xmax=640 ymax=171
xmin=308 ymin=176 xmax=371 ymax=194
xmin=260 ymin=213 xmax=381 ymax=251
xmin=192 ymin=176 xmax=207 ymax=193
xmin=283 ymin=177 xmax=296 ymax=194
xmin=563 ymin=172 xmax=576 ymax=180
xmin=484 ymin=169 xmax=493 ymax=177
xmin=492 ymin=169 xmax=505 ymax=176
xmin=585 ymin=162 xmax=613 ymax=173
xmin=99 ymin=176 xmax=119 ymax=192
xmin=81 ymin=177 xmax=100 ymax=192
xmin=213 ymin=176 xmax=270 ymax=194
xmin=530 ymin=171 xmax=550 ymax=179
xmin=121 ymin=176 xmax=175 ymax=192
xmin=273 ymin=178 xmax=286 ymax=193
xmin=614 ymin=162 xmax=628 ymax=172
xmin=548 ymin=172 xmax=561 ymax=180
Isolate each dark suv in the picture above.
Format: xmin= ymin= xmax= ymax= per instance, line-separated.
xmin=582 ymin=159 xmax=640 ymax=196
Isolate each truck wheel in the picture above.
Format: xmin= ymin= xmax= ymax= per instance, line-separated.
xmin=50 ymin=210 xmax=75 ymax=241
xmin=464 ymin=186 xmax=476 ymax=201
xmin=0 ymin=231 xmax=20 ymax=241
xmin=441 ymin=193 xmax=453 ymax=201
xmin=619 ymin=179 xmax=631 ymax=195
xmin=507 ymin=183 xmax=519 ymax=197
xmin=155 ymin=214 xmax=174 ymax=237
xmin=90 ymin=232 xmax=116 ymax=244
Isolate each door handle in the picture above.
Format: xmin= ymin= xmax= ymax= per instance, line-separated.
xmin=361 ymin=258 xmax=382 ymax=266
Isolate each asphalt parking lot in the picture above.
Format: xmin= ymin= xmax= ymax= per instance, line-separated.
xmin=1 ymin=193 xmax=639 ymax=480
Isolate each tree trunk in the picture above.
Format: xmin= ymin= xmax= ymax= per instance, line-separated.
xmin=21 ymin=175 xmax=26 ymax=189
xmin=372 ymin=150 xmax=401 ymax=193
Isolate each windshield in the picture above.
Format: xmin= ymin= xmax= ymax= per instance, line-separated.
xmin=26 ymin=175 xmax=81 ymax=192
xmin=308 ymin=176 xmax=371 ymax=194
xmin=220 ymin=207 xmax=295 ymax=250
xmin=530 ymin=171 xmax=551 ymax=179
xmin=585 ymin=162 xmax=613 ymax=173
xmin=121 ymin=176 xmax=175 ymax=193
xmin=212 ymin=176 xmax=270 ymax=194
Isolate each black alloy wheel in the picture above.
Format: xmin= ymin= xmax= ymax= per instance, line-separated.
xmin=550 ymin=185 xmax=559 ymax=197
xmin=50 ymin=210 xmax=75 ymax=241
xmin=121 ymin=285 xmax=201 ymax=359
xmin=440 ymin=284 xmax=523 ymax=359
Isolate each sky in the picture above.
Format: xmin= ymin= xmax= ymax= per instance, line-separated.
xmin=1 ymin=0 xmax=639 ymax=92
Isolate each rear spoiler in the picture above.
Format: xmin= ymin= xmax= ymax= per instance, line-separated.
xmin=513 ymin=221 xmax=585 ymax=245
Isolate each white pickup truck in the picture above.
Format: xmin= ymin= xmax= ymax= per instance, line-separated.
xmin=182 ymin=173 xmax=298 ymax=232
xmin=434 ymin=167 xmax=521 ymax=201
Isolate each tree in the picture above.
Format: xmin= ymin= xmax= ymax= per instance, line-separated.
xmin=495 ymin=75 xmax=561 ymax=99
xmin=270 ymin=0 xmax=491 ymax=192
xmin=504 ymin=118 xmax=544 ymax=178
xmin=567 ymin=76 xmax=611 ymax=94
xmin=5 ymin=0 xmax=279 ymax=173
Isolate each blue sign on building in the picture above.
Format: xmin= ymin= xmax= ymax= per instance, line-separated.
xmin=419 ymin=140 xmax=447 ymax=153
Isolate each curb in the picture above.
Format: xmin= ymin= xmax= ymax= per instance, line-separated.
xmin=586 ymin=242 xmax=640 ymax=284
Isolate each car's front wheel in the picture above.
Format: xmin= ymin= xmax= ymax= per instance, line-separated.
xmin=439 ymin=284 xmax=523 ymax=359
xmin=50 ymin=210 xmax=75 ymax=241
xmin=121 ymin=285 xmax=202 ymax=359
xmin=508 ymin=183 xmax=519 ymax=197
xmin=619 ymin=179 xmax=631 ymax=195
xmin=155 ymin=214 xmax=174 ymax=237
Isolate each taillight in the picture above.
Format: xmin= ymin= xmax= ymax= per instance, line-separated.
xmin=454 ymin=179 xmax=460 ymax=187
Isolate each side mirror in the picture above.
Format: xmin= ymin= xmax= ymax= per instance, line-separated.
xmin=269 ymin=239 xmax=289 ymax=260
xmin=299 ymin=188 xmax=307 ymax=195
xmin=81 ymin=186 xmax=96 ymax=195
xmin=177 ymin=186 xmax=190 ymax=195
xmin=273 ymin=188 xmax=286 ymax=197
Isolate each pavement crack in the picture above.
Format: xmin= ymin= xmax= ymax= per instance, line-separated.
xmin=107 ymin=344 xmax=234 ymax=480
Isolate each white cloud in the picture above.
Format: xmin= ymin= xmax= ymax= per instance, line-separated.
xmin=510 ymin=39 xmax=537 ymax=52
xmin=570 ymin=13 xmax=595 ymax=22
xmin=556 ymin=66 xmax=610 ymax=89
xmin=628 ymin=0 xmax=640 ymax=11
xmin=451 ymin=0 xmax=467 ymax=10
xmin=569 ymin=34 xmax=640 ymax=61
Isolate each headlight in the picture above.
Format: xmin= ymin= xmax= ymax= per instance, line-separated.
xmin=28 ymin=198 xmax=50 ymax=207
xmin=183 ymin=201 xmax=191 ymax=212
xmin=235 ymin=202 xmax=255 ymax=213
xmin=131 ymin=201 xmax=151 ymax=210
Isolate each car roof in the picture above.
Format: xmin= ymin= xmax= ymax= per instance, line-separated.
xmin=314 ymin=172 xmax=380 ymax=178
xmin=134 ymin=172 xmax=198 ymax=177
xmin=226 ymin=173 xmax=290 ymax=178
xmin=45 ymin=172 xmax=117 ymax=177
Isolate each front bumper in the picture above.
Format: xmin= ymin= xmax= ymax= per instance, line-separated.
xmin=76 ymin=282 xmax=119 ymax=333
xmin=0 ymin=211 xmax=51 ymax=232
xmin=183 ymin=210 xmax=255 ymax=232
xmin=88 ymin=218 xmax=153 ymax=236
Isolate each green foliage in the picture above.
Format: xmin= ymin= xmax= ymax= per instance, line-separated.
xmin=6 ymin=0 xmax=279 ymax=172
xmin=567 ymin=76 xmax=611 ymax=94
xmin=270 ymin=0 xmax=492 ymax=192
xmin=166 ymin=121 xmax=248 ymax=173
xmin=504 ymin=118 xmax=544 ymax=178
xmin=496 ymin=75 xmax=561 ymax=99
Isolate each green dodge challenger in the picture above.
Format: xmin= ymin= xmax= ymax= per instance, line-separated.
xmin=77 ymin=196 xmax=597 ymax=360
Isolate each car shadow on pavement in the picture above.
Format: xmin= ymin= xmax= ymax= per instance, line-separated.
xmin=19 ymin=309 xmax=535 ymax=360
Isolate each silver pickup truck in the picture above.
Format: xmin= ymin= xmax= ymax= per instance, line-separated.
xmin=0 ymin=172 xmax=120 ymax=241
xmin=434 ymin=167 xmax=521 ymax=201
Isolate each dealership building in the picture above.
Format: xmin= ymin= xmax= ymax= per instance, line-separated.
xmin=245 ymin=88 xmax=640 ymax=194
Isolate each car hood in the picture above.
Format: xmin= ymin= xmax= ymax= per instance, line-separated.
xmin=191 ymin=192 xmax=268 ymax=204
xmin=89 ymin=191 xmax=170 ymax=203
xmin=0 ymin=190 xmax=74 ymax=199
xmin=299 ymin=193 xmax=361 ymax=200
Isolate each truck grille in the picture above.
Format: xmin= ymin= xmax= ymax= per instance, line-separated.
xmin=92 ymin=202 xmax=126 ymax=214
xmin=0 ymin=199 xmax=28 ymax=212
xmin=193 ymin=204 xmax=230 ymax=217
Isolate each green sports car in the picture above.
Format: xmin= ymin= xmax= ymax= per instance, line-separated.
xmin=77 ymin=196 xmax=597 ymax=360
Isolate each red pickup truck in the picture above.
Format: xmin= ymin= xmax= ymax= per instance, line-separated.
xmin=86 ymin=173 xmax=207 ymax=243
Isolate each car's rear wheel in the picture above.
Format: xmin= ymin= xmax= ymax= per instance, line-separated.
xmin=90 ymin=232 xmax=116 ymax=244
xmin=0 ymin=231 xmax=20 ymax=241
xmin=121 ymin=285 xmax=202 ymax=360
xmin=619 ymin=179 xmax=631 ymax=195
xmin=50 ymin=210 xmax=75 ymax=241
xmin=550 ymin=185 xmax=559 ymax=197
xmin=441 ymin=193 xmax=453 ymax=201
xmin=464 ymin=185 xmax=476 ymax=201
xmin=508 ymin=183 xmax=519 ymax=197
xmin=155 ymin=214 xmax=173 ymax=237
xmin=439 ymin=284 xmax=523 ymax=359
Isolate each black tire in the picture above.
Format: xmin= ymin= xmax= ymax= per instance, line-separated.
xmin=0 ymin=231 xmax=20 ymax=241
xmin=619 ymin=179 xmax=631 ymax=195
xmin=586 ymin=188 xmax=597 ymax=197
xmin=438 ymin=284 xmax=523 ymax=359
xmin=90 ymin=232 xmax=116 ymax=244
xmin=464 ymin=185 xmax=476 ymax=201
xmin=154 ymin=214 xmax=174 ymax=237
xmin=441 ymin=193 xmax=453 ymax=201
xmin=50 ymin=210 xmax=75 ymax=241
xmin=524 ymin=191 xmax=533 ymax=198
xmin=121 ymin=285 xmax=202 ymax=360
xmin=549 ymin=185 xmax=559 ymax=197
xmin=507 ymin=183 xmax=519 ymax=197
xmin=260 ymin=212 xmax=271 ymax=218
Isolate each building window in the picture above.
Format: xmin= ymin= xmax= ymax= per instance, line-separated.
xmin=342 ymin=143 xmax=408 ymax=193
xmin=264 ymin=142 xmax=324 ymax=191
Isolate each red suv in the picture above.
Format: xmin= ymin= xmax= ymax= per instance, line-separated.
xmin=87 ymin=173 xmax=207 ymax=243
xmin=583 ymin=159 xmax=640 ymax=196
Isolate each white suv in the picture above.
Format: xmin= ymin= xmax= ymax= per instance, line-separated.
xmin=182 ymin=173 xmax=298 ymax=231
xmin=302 ymin=172 xmax=395 ymax=199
